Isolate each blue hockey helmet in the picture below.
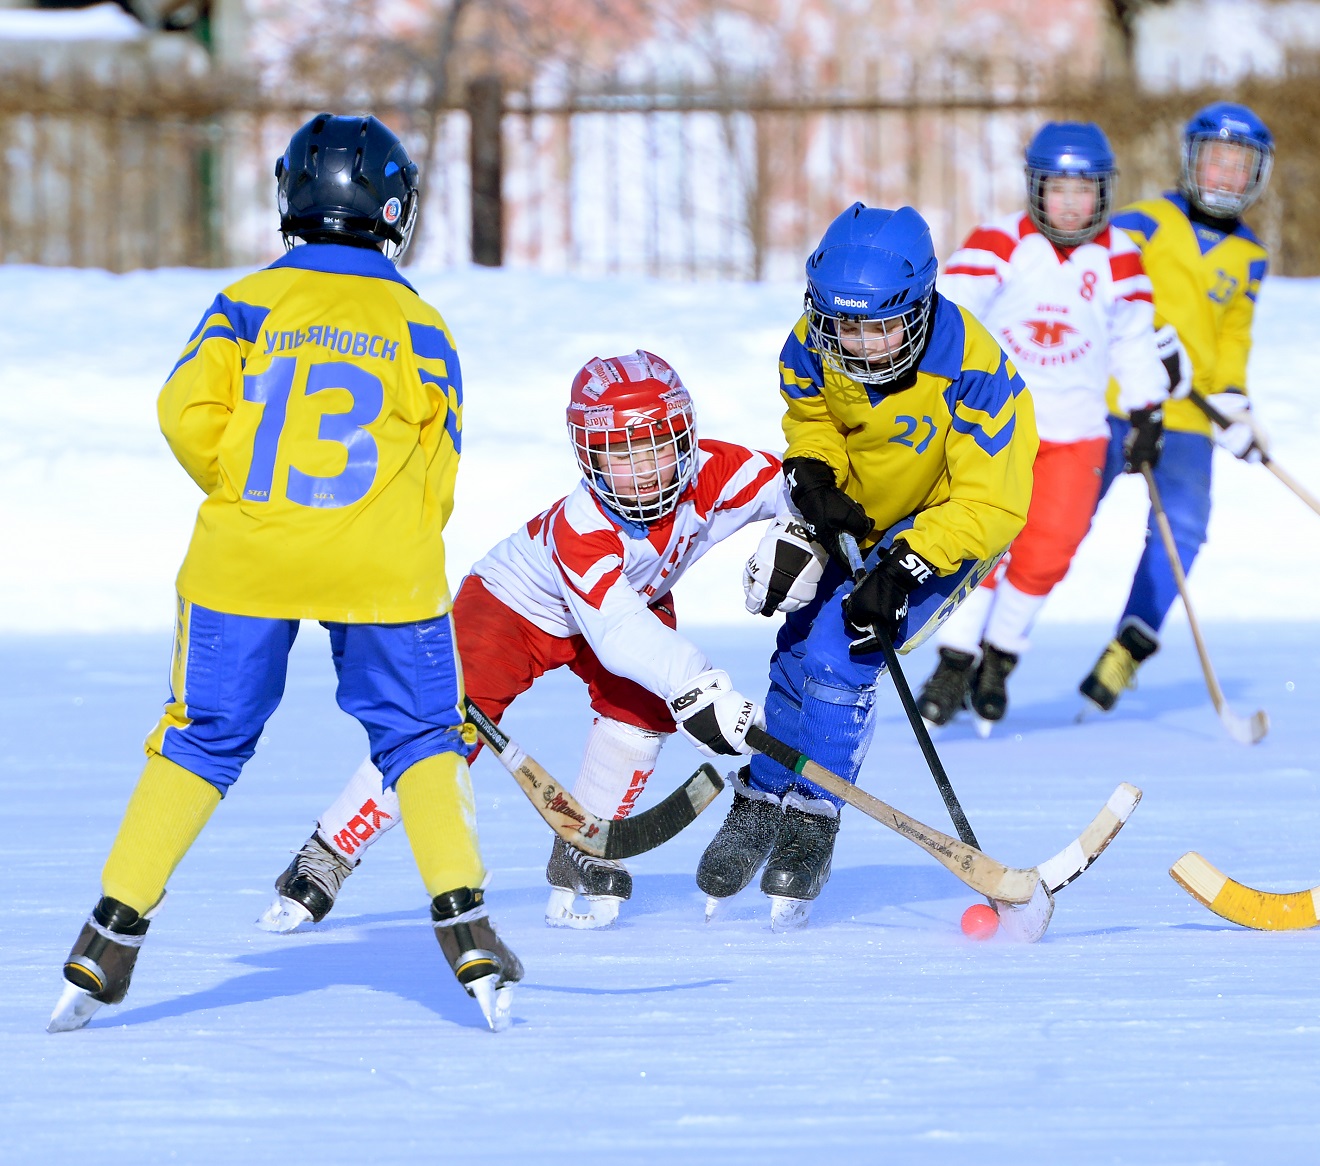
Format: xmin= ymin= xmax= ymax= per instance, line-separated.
xmin=1023 ymin=121 xmax=1116 ymax=247
xmin=804 ymin=203 xmax=939 ymax=388
xmin=1180 ymin=102 xmax=1273 ymax=218
xmin=276 ymin=114 xmax=420 ymax=261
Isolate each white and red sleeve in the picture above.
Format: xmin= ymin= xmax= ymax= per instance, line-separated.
xmin=1103 ymin=229 xmax=1167 ymax=413
xmin=938 ymin=222 xmax=1018 ymax=320
xmin=686 ymin=440 xmax=788 ymax=534
xmin=548 ymin=505 xmax=711 ymax=701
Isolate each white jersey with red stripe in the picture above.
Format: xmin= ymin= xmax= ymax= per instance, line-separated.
xmin=472 ymin=439 xmax=787 ymax=702
xmin=938 ymin=211 xmax=1167 ymax=443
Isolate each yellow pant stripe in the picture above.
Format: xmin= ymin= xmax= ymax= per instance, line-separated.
xmin=144 ymin=595 xmax=194 ymax=758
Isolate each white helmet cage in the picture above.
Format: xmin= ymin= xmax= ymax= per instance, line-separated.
xmin=567 ymin=351 xmax=698 ymax=524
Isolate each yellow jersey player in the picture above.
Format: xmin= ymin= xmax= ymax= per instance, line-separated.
xmin=49 ymin=114 xmax=521 ymax=1034
xmin=696 ymin=203 xmax=1038 ymax=929
xmin=1080 ymin=103 xmax=1273 ymax=711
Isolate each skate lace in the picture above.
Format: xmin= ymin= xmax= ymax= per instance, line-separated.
xmin=1092 ymin=640 xmax=1140 ymax=695
xmin=293 ymin=838 xmax=354 ymax=899
xmin=979 ymin=647 xmax=1016 ymax=688
xmin=567 ymin=846 xmax=623 ymax=877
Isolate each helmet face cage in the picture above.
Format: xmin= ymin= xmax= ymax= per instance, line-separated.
xmin=1181 ymin=135 xmax=1273 ymax=219
xmin=1026 ymin=169 xmax=1113 ymax=247
xmin=566 ymin=353 xmax=698 ymax=524
xmin=276 ymin=114 xmax=421 ymax=260
xmin=805 ymin=290 xmax=934 ymax=387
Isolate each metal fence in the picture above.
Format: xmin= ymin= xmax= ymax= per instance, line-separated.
xmin=0 ymin=60 xmax=1311 ymax=276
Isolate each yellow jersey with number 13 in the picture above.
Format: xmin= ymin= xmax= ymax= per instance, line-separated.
xmin=158 ymin=243 xmax=462 ymax=623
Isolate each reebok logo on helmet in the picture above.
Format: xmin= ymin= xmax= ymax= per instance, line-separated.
xmin=833 ymin=295 xmax=870 ymax=309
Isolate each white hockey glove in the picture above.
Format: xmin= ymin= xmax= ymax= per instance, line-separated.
xmin=1154 ymin=323 xmax=1193 ymax=400
xmin=743 ymin=518 xmax=829 ymax=617
xmin=667 ymin=669 xmax=765 ymax=758
xmin=1205 ymin=392 xmax=1268 ymax=463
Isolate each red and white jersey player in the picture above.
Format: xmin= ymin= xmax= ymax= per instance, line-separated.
xmin=260 ymin=350 xmax=828 ymax=932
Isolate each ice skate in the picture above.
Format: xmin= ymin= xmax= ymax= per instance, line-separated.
xmin=48 ymin=895 xmax=161 ymax=1033
xmin=258 ymin=833 xmax=356 ymax=933
xmin=544 ymin=836 xmax=632 ymax=929
xmin=1079 ymin=618 xmax=1159 ymax=713
xmin=760 ymin=801 xmax=840 ymax=932
xmin=917 ymin=647 xmax=976 ymax=727
xmin=970 ymin=641 xmax=1018 ymax=726
xmin=695 ymin=768 xmax=783 ymax=910
xmin=432 ymin=887 xmax=523 ymax=1032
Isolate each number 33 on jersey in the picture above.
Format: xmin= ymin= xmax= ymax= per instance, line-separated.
xmin=158 ymin=244 xmax=463 ymax=623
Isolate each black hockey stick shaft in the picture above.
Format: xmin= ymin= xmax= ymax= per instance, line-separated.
xmin=837 ymin=532 xmax=981 ymax=850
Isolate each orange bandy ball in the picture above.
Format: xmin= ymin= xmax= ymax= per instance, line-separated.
xmin=961 ymin=902 xmax=1000 ymax=940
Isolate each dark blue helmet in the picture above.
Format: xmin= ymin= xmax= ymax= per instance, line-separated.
xmin=1024 ymin=121 xmax=1116 ymax=247
xmin=804 ymin=203 xmax=938 ymax=387
xmin=276 ymin=114 xmax=420 ymax=261
xmin=1180 ymin=102 xmax=1273 ymax=218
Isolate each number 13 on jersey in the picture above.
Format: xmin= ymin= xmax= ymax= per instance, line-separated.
xmin=242 ymin=356 xmax=383 ymax=510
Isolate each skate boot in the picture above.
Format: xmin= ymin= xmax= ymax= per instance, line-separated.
xmin=969 ymin=641 xmax=1019 ymax=731
xmin=695 ymin=767 xmax=783 ymax=919
xmin=432 ymin=887 xmax=523 ymax=1032
xmin=545 ymin=836 xmax=632 ymax=929
xmin=258 ymin=833 xmax=356 ymax=933
xmin=1079 ymin=618 xmax=1159 ymax=713
xmin=760 ymin=800 xmax=840 ymax=932
xmin=49 ymin=895 xmax=162 ymax=1032
xmin=917 ymin=647 xmax=976 ymax=726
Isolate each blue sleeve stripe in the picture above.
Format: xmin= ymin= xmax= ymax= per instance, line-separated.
xmin=215 ymin=295 xmax=269 ymax=344
xmin=778 ymin=329 xmax=823 ymax=398
xmin=955 ymin=365 xmax=1014 ymax=417
xmin=410 ymin=322 xmax=456 ymax=361
xmin=1246 ymin=258 xmax=1268 ymax=302
xmin=418 ymin=365 xmax=463 ymax=409
xmin=951 ymin=412 xmax=1016 ymax=457
xmin=1113 ymin=210 xmax=1160 ymax=242
xmin=444 ymin=407 xmax=462 ymax=454
xmin=166 ymin=323 xmax=238 ymax=380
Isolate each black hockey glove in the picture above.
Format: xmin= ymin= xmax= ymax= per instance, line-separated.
xmin=1122 ymin=405 xmax=1164 ymax=474
xmin=783 ymin=457 xmax=872 ymax=563
xmin=842 ymin=541 xmax=936 ymax=651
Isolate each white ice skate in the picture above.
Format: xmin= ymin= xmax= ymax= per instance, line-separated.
xmin=256 ymin=895 xmax=315 ymax=933
xmin=468 ymin=974 xmax=515 ymax=1032
xmin=768 ymin=895 xmax=813 ymax=932
xmin=544 ymin=886 xmax=622 ymax=930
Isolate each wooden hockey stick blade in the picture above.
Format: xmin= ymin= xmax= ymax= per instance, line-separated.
xmin=463 ymin=697 xmax=724 ymax=860
xmin=745 ymin=725 xmax=1039 ymax=903
xmin=1170 ymin=852 xmax=1320 ymax=930
xmin=1036 ymin=783 xmax=1143 ymax=894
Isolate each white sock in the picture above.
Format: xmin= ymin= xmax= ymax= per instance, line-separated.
xmin=571 ymin=717 xmax=668 ymax=821
xmin=937 ymin=582 xmax=995 ymax=656
xmin=982 ymin=578 xmax=1049 ymax=657
xmin=314 ymin=756 xmax=401 ymax=863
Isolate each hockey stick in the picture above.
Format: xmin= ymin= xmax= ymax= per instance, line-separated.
xmin=837 ymin=532 xmax=981 ymax=849
xmin=463 ymin=697 xmax=724 ymax=861
xmin=1140 ymin=467 xmax=1269 ymax=745
xmin=1037 ymin=782 xmax=1142 ymax=894
xmin=1170 ymin=852 xmax=1320 ymax=930
xmin=744 ymin=724 xmax=1039 ymax=903
xmin=1189 ymin=389 xmax=1320 ymax=518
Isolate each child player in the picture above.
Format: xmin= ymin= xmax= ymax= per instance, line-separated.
xmin=259 ymin=350 xmax=820 ymax=931
xmin=49 ymin=114 xmax=523 ymax=1034
xmin=1079 ymin=103 xmax=1274 ymax=711
xmin=916 ymin=122 xmax=1170 ymax=729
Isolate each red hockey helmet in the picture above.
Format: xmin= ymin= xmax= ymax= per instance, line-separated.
xmin=566 ymin=350 xmax=697 ymax=524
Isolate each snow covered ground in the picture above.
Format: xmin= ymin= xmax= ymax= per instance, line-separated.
xmin=3 ymin=264 xmax=1320 ymax=1162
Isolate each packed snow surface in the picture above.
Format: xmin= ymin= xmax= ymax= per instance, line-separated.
xmin=2 ymin=264 xmax=1319 ymax=1162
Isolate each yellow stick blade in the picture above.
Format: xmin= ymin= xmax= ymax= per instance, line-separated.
xmin=1170 ymin=852 xmax=1320 ymax=930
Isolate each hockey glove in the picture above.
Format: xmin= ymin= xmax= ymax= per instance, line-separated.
xmin=1122 ymin=405 xmax=1164 ymax=473
xmin=842 ymin=540 xmax=936 ymax=650
xmin=1205 ymin=392 xmax=1268 ymax=463
xmin=1154 ymin=323 xmax=1193 ymax=400
xmin=783 ymin=457 xmax=872 ymax=562
xmin=668 ymin=669 xmax=765 ymax=758
xmin=743 ymin=518 xmax=829 ymax=617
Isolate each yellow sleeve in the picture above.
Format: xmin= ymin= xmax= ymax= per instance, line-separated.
xmin=778 ymin=315 xmax=850 ymax=480
xmin=157 ymin=296 xmax=251 ymax=495
xmin=1212 ymin=260 xmax=1263 ymax=396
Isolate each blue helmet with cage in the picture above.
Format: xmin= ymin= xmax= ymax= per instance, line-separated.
xmin=1180 ymin=102 xmax=1273 ymax=219
xmin=1024 ymin=121 xmax=1116 ymax=247
xmin=804 ymin=203 xmax=939 ymax=388
xmin=276 ymin=114 xmax=420 ymax=261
